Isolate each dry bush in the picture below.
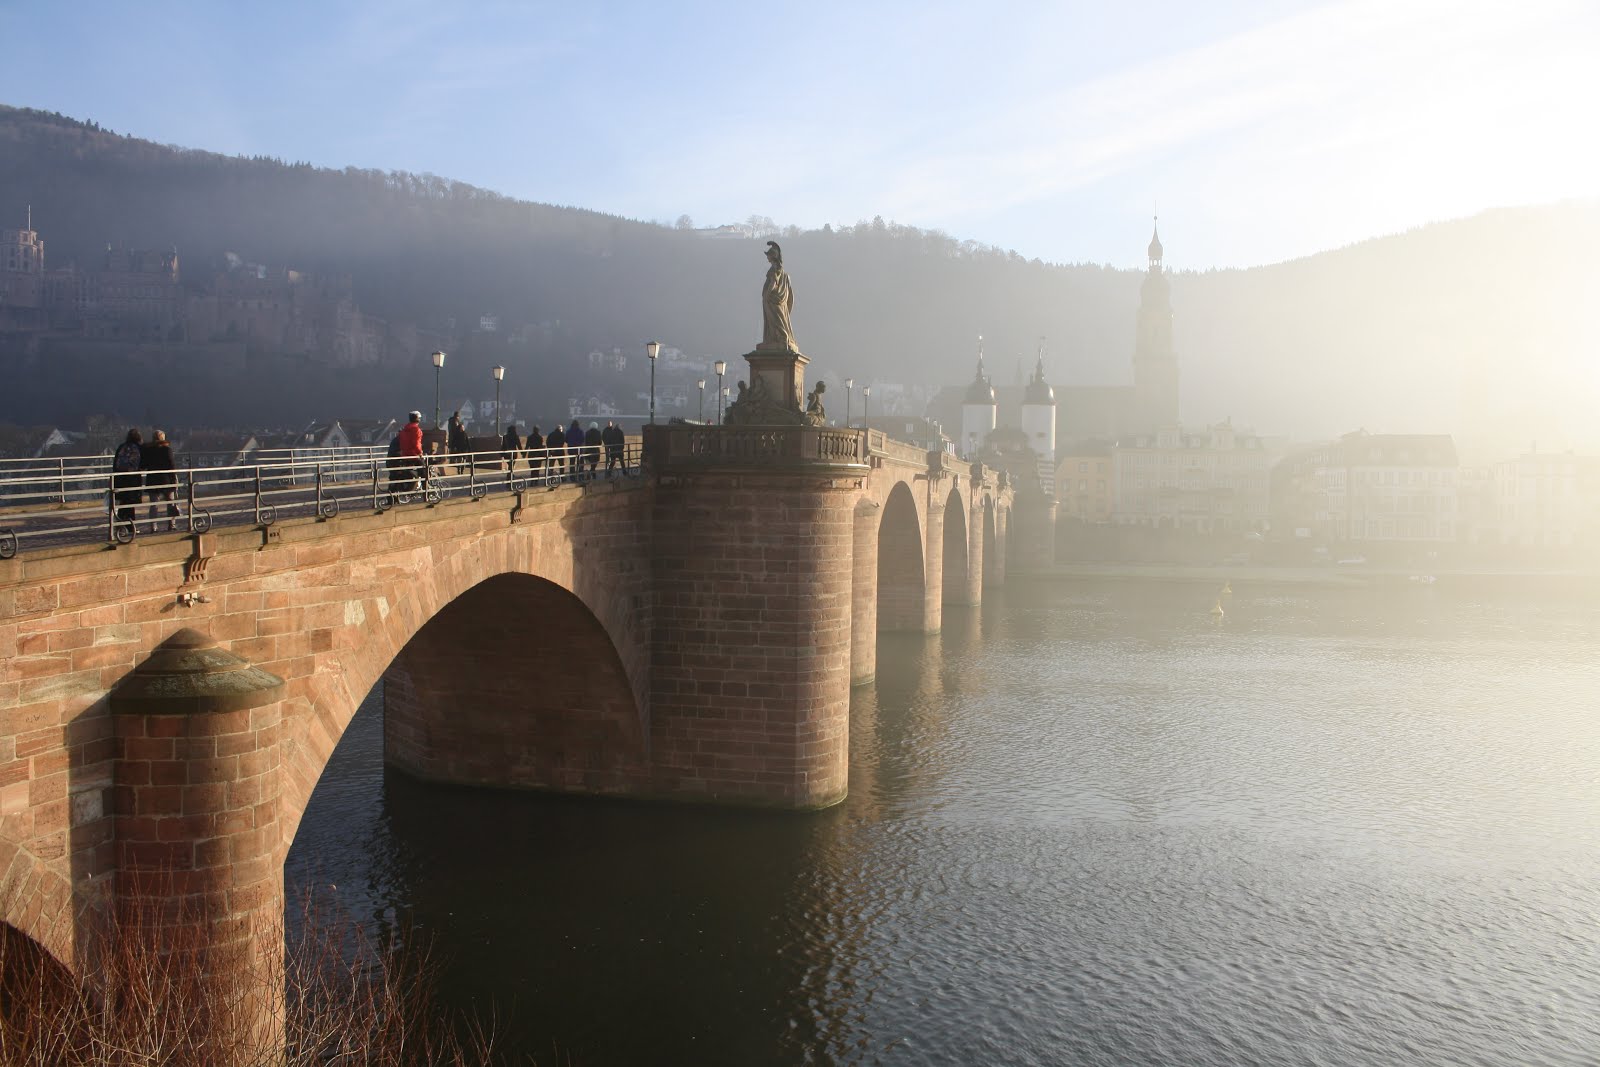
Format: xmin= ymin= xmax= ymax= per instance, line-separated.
xmin=0 ymin=886 xmax=507 ymax=1066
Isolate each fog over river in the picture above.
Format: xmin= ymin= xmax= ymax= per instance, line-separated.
xmin=288 ymin=579 xmax=1600 ymax=1066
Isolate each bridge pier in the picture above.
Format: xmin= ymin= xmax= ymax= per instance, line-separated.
xmin=850 ymin=497 xmax=882 ymax=686
xmin=109 ymin=628 xmax=287 ymax=1056
xmin=921 ymin=493 xmax=946 ymax=632
xmin=644 ymin=425 xmax=866 ymax=809
xmin=963 ymin=491 xmax=986 ymax=604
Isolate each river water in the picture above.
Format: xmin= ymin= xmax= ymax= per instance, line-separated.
xmin=286 ymin=579 xmax=1600 ymax=1066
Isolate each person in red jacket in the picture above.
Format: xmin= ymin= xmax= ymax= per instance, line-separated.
xmin=397 ymin=410 xmax=425 ymax=491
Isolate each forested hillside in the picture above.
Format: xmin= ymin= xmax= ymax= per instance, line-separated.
xmin=1 ymin=104 xmax=1594 ymax=456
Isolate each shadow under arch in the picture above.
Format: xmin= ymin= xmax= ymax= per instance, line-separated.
xmin=877 ymin=481 xmax=925 ymax=632
xmin=380 ymin=572 xmax=649 ymax=797
xmin=0 ymin=919 xmax=76 ymax=1027
xmin=0 ymin=837 xmax=78 ymax=976
xmin=942 ymin=483 xmax=969 ymax=604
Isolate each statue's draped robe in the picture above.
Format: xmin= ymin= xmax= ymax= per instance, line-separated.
xmin=762 ymin=266 xmax=796 ymax=350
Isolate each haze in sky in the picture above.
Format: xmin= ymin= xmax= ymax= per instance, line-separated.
xmin=2 ymin=0 xmax=1596 ymax=267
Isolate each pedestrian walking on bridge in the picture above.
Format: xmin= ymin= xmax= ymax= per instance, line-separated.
xmin=502 ymin=421 xmax=522 ymax=473
xmin=140 ymin=429 xmax=180 ymax=531
xmin=602 ymin=420 xmax=626 ymax=477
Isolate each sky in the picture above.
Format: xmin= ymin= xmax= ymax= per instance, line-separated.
xmin=2 ymin=0 xmax=1597 ymax=268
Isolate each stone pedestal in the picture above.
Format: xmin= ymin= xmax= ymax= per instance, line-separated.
xmin=749 ymin=347 xmax=806 ymax=408
xmin=726 ymin=348 xmax=817 ymax=426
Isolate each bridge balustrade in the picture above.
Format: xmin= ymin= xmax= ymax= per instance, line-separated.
xmin=648 ymin=424 xmax=868 ymax=469
xmin=0 ymin=442 xmax=643 ymax=558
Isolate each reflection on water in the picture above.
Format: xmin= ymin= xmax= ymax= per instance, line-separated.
xmin=287 ymin=581 xmax=1600 ymax=1066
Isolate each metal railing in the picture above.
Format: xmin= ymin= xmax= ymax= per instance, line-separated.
xmin=0 ymin=443 xmax=643 ymax=559
xmin=0 ymin=445 xmax=395 ymax=509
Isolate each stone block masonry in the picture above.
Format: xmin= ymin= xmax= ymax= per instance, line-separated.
xmin=648 ymin=471 xmax=859 ymax=809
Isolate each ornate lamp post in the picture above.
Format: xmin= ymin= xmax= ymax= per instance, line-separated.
xmin=697 ymin=378 xmax=706 ymax=422
xmin=431 ymin=350 xmax=446 ymax=428
xmin=646 ymin=341 xmax=661 ymax=424
xmin=713 ymin=360 xmax=726 ymax=423
xmin=862 ymin=384 xmax=871 ymax=426
xmin=491 ymin=364 xmax=505 ymax=435
xmin=720 ymin=386 xmax=730 ymax=424
xmin=844 ymin=377 xmax=854 ymax=428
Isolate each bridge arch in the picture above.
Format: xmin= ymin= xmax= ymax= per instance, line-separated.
xmin=876 ymin=481 xmax=925 ymax=632
xmin=279 ymin=502 xmax=652 ymax=846
xmin=379 ymin=572 xmax=648 ymax=795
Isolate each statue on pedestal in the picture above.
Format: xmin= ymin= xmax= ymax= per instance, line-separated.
xmin=761 ymin=241 xmax=797 ymax=353
xmin=724 ymin=243 xmax=815 ymax=427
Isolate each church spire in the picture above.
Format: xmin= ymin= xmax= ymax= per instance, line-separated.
xmin=964 ymin=334 xmax=996 ymax=405
xmin=1133 ymin=219 xmax=1178 ymax=431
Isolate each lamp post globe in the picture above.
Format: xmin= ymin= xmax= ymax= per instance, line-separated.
xmin=713 ymin=360 xmax=727 ymax=424
xmin=646 ymin=341 xmax=661 ymax=424
xmin=431 ymin=350 xmax=446 ymax=429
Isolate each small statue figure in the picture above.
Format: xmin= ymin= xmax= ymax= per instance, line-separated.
xmin=761 ymin=241 xmax=797 ymax=352
xmin=804 ymin=380 xmax=826 ymax=425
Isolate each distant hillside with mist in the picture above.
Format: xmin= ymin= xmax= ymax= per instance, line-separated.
xmin=0 ymin=104 xmax=1593 ymax=458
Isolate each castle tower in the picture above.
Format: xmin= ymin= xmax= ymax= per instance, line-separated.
xmin=960 ymin=335 xmax=997 ymax=458
xmin=1021 ymin=345 xmax=1057 ymax=489
xmin=1 ymin=207 xmax=44 ymax=274
xmin=1132 ymin=218 xmax=1180 ymax=431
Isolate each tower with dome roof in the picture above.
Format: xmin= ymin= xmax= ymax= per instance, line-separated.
xmin=959 ymin=335 xmax=997 ymax=458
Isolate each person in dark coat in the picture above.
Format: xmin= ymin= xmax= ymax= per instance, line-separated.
xmin=110 ymin=428 xmax=144 ymax=533
xmin=501 ymin=421 xmax=522 ymax=472
xmin=601 ymin=420 xmax=626 ymax=476
xmin=447 ymin=411 xmax=471 ymax=471
xmin=386 ymin=432 xmax=405 ymax=493
xmin=565 ymin=419 xmax=585 ymax=482
xmin=525 ymin=424 xmax=542 ymax=481
xmin=583 ymin=421 xmax=603 ymax=478
xmin=139 ymin=429 xmax=180 ymax=531
xmin=546 ymin=425 xmax=566 ymax=482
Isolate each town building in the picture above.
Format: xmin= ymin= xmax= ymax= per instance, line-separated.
xmin=1271 ymin=430 xmax=1459 ymax=547
xmin=1486 ymin=451 xmax=1600 ymax=550
xmin=1054 ymin=441 xmax=1114 ymax=524
xmin=1111 ymin=419 xmax=1272 ymax=533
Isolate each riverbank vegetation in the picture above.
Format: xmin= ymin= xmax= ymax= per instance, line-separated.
xmin=0 ymin=889 xmax=507 ymax=1066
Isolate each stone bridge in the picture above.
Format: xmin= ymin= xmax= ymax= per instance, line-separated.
xmin=0 ymin=423 xmax=1045 ymax=1022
